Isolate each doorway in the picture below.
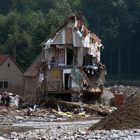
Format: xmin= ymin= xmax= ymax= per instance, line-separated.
xmin=64 ymin=74 xmax=70 ymax=90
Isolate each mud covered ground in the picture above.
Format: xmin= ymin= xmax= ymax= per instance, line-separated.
xmin=89 ymin=94 xmax=140 ymax=130
xmin=1 ymin=85 xmax=140 ymax=139
xmin=1 ymin=122 xmax=140 ymax=140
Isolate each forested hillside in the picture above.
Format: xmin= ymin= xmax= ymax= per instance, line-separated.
xmin=0 ymin=0 xmax=140 ymax=80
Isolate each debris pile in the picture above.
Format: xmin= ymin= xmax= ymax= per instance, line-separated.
xmin=89 ymin=93 xmax=140 ymax=130
xmin=0 ymin=101 xmax=115 ymax=126
xmin=1 ymin=85 xmax=140 ymax=139
xmin=57 ymin=100 xmax=116 ymax=116
xmin=100 ymin=85 xmax=140 ymax=107
xmin=108 ymin=85 xmax=140 ymax=102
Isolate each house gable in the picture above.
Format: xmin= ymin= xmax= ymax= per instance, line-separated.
xmin=0 ymin=57 xmax=23 ymax=81
xmin=0 ymin=55 xmax=24 ymax=94
xmin=44 ymin=19 xmax=84 ymax=47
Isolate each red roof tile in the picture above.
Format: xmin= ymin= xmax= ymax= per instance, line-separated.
xmin=0 ymin=54 xmax=9 ymax=65
xmin=0 ymin=54 xmax=24 ymax=72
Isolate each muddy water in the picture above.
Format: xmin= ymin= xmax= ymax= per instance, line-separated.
xmin=0 ymin=119 xmax=100 ymax=135
xmin=13 ymin=119 xmax=100 ymax=128
xmin=1 ymin=120 xmax=140 ymax=139
xmin=0 ymin=126 xmax=33 ymax=135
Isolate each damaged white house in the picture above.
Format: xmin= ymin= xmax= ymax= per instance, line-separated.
xmin=24 ymin=15 xmax=106 ymax=103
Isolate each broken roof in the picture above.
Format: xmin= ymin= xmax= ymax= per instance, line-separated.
xmin=42 ymin=15 xmax=75 ymax=46
xmin=24 ymin=15 xmax=102 ymax=77
xmin=42 ymin=14 xmax=102 ymax=46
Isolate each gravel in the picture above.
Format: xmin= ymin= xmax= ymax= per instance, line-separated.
xmin=1 ymin=85 xmax=140 ymax=139
xmin=2 ymin=126 xmax=140 ymax=140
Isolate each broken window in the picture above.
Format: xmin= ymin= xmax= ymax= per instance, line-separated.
xmin=58 ymin=48 xmax=65 ymax=66
xmin=67 ymin=48 xmax=73 ymax=65
xmin=49 ymin=47 xmax=56 ymax=66
xmin=57 ymin=46 xmax=73 ymax=66
xmin=83 ymin=53 xmax=93 ymax=66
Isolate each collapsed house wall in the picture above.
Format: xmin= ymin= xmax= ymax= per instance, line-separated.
xmin=24 ymin=15 xmax=106 ymax=103
xmin=43 ymin=15 xmax=106 ymax=93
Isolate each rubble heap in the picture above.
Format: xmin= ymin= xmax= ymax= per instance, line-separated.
xmin=89 ymin=93 xmax=140 ymax=130
xmin=108 ymin=85 xmax=140 ymax=99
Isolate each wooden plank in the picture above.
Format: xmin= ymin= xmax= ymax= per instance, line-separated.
xmin=65 ymin=27 xmax=73 ymax=44
xmin=58 ymin=101 xmax=109 ymax=115
xmin=46 ymin=80 xmax=61 ymax=91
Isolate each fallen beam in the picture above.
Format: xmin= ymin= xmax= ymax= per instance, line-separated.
xmin=58 ymin=101 xmax=110 ymax=115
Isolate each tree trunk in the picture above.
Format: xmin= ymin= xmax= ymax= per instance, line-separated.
xmin=14 ymin=46 xmax=16 ymax=62
xmin=110 ymin=50 xmax=113 ymax=75
xmin=127 ymin=46 xmax=131 ymax=78
xmin=118 ymin=47 xmax=121 ymax=83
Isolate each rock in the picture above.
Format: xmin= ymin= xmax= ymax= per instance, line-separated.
xmin=111 ymin=133 xmax=119 ymax=138
xmin=79 ymin=130 xmax=86 ymax=135
xmin=48 ymin=114 xmax=57 ymax=119
xmin=57 ymin=125 xmax=62 ymax=129
xmin=15 ymin=116 xmax=24 ymax=120
xmin=0 ymin=136 xmax=5 ymax=140
xmin=11 ymin=131 xmax=18 ymax=139
xmin=1 ymin=119 xmax=13 ymax=125
xmin=78 ymin=111 xmax=86 ymax=117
